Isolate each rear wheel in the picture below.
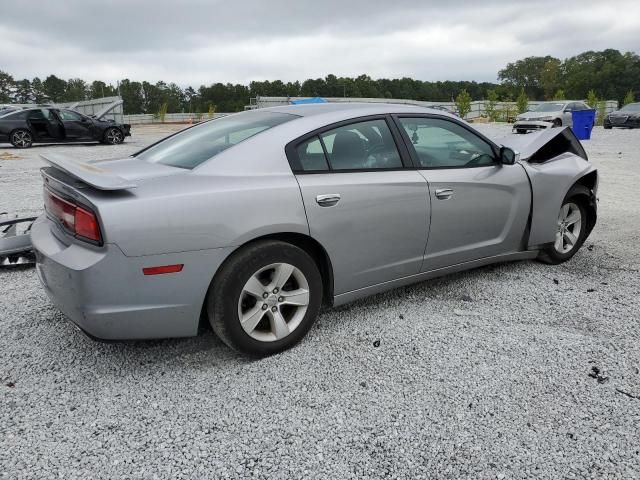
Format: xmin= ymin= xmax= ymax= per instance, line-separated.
xmin=103 ymin=127 xmax=124 ymax=145
xmin=10 ymin=129 xmax=33 ymax=148
xmin=207 ymin=240 xmax=323 ymax=356
xmin=538 ymin=191 xmax=589 ymax=264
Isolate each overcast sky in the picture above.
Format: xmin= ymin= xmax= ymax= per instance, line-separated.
xmin=1 ymin=0 xmax=638 ymax=86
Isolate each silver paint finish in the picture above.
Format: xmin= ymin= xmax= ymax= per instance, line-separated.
xmin=32 ymin=103 xmax=598 ymax=340
xmin=296 ymin=170 xmax=430 ymax=294
xmin=520 ymin=153 xmax=596 ymax=247
xmin=419 ymin=164 xmax=531 ymax=270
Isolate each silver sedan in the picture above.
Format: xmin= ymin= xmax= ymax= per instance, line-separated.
xmin=32 ymin=103 xmax=598 ymax=356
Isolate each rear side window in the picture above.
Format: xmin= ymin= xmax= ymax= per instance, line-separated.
xmin=291 ymin=118 xmax=403 ymax=172
xmin=137 ymin=111 xmax=298 ymax=169
xmin=296 ymin=137 xmax=329 ymax=171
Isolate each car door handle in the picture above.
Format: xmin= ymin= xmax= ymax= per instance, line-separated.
xmin=435 ymin=188 xmax=454 ymax=200
xmin=316 ymin=194 xmax=341 ymax=207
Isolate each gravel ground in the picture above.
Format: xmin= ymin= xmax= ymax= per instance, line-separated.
xmin=1 ymin=124 xmax=639 ymax=479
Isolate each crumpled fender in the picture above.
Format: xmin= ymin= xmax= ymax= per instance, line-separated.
xmin=520 ymin=155 xmax=596 ymax=248
xmin=496 ymin=127 xmax=597 ymax=248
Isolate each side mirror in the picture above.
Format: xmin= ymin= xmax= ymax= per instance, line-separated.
xmin=500 ymin=146 xmax=520 ymax=165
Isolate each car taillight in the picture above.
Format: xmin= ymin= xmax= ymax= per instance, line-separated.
xmin=44 ymin=189 xmax=102 ymax=243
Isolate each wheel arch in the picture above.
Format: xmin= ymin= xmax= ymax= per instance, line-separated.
xmin=198 ymin=232 xmax=335 ymax=329
xmin=567 ymin=172 xmax=598 ymax=237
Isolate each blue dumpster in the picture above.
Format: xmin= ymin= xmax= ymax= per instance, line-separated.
xmin=571 ymin=109 xmax=596 ymax=140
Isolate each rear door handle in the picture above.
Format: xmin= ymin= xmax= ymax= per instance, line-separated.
xmin=435 ymin=188 xmax=454 ymax=200
xmin=316 ymin=194 xmax=341 ymax=207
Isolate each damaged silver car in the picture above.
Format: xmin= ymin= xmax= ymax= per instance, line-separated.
xmin=31 ymin=103 xmax=598 ymax=356
xmin=513 ymin=101 xmax=592 ymax=133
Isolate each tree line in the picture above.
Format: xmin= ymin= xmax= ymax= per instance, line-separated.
xmin=0 ymin=49 xmax=637 ymax=114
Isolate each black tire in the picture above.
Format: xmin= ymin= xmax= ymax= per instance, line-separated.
xmin=552 ymin=119 xmax=562 ymax=128
xmin=10 ymin=129 xmax=33 ymax=148
xmin=103 ymin=127 xmax=124 ymax=145
xmin=537 ymin=186 xmax=590 ymax=265
xmin=603 ymin=123 xmax=612 ymax=130
xmin=207 ymin=240 xmax=323 ymax=356
xmin=516 ymin=129 xmax=527 ymax=134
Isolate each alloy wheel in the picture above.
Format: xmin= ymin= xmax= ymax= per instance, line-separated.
xmin=237 ymin=263 xmax=310 ymax=342
xmin=554 ymin=202 xmax=582 ymax=254
xmin=106 ymin=129 xmax=123 ymax=144
xmin=12 ymin=130 xmax=32 ymax=148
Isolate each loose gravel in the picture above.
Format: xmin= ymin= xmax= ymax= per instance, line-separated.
xmin=1 ymin=124 xmax=639 ymax=479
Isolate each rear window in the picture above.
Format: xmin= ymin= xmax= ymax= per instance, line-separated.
xmin=136 ymin=111 xmax=297 ymax=169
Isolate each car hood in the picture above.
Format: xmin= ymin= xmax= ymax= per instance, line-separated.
xmin=496 ymin=127 xmax=587 ymax=162
xmin=41 ymin=154 xmax=186 ymax=190
xmin=609 ymin=111 xmax=640 ymax=117
xmin=516 ymin=111 xmax=560 ymax=120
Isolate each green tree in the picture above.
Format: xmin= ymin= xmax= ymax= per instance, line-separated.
xmin=596 ymin=100 xmax=607 ymax=126
xmin=623 ymin=89 xmax=635 ymax=106
xmin=31 ymin=77 xmax=46 ymax=103
xmin=14 ymin=79 xmax=32 ymax=103
xmin=498 ymin=55 xmax=559 ymax=99
xmin=65 ymin=78 xmax=88 ymax=102
xmin=0 ymin=70 xmax=14 ymax=103
xmin=119 ymin=79 xmax=144 ymax=114
xmin=455 ymin=89 xmax=472 ymax=119
xmin=516 ymin=88 xmax=529 ymax=113
xmin=553 ymin=89 xmax=566 ymax=100
xmin=541 ymin=58 xmax=562 ymax=100
xmin=43 ymin=75 xmax=67 ymax=102
xmin=157 ymin=102 xmax=168 ymax=122
xmin=89 ymin=80 xmax=116 ymax=99
xmin=586 ymin=89 xmax=599 ymax=109
xmin=484 ymin=89 xmax=499 ymax=121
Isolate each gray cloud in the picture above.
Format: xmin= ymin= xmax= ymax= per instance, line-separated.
xmin=0 ymin=0 xmax=638 ymax=86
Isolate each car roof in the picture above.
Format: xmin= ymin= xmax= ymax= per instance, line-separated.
xmin=260 ymin=102 xmax=454 ymax=119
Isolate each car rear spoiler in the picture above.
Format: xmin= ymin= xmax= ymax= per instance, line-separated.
xmin=497 ymin=127 xmax=588 ymax=163
xmin=40 ymin=153 xmax=137 ymax=190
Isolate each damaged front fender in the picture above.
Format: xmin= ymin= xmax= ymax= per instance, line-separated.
xmin=499 ymin=127 xmax=597 ymax=249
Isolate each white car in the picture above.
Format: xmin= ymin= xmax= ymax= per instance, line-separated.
xmin=513 ymin=101 xmax=591 ymax=133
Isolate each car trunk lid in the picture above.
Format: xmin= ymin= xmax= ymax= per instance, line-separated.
xmin=41 ymin=153 xmax=186 ymax=191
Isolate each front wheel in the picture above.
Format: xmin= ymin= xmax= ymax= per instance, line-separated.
xmin=538 ymin=193 xmax=588 ymax=264
xmin=10 ymin=129 xmax=33 ymax=148
xmin=552 ymin=119 xmax=562 ymax=128
xmin=103 ymin=127 xmax=124 ymax=145
xmin=207 ymin=240 xmax=323 ymax=356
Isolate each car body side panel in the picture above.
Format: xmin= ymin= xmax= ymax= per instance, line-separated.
xmin=520 ymin=154 xmax=597 ymax=248
xmin=419 ymin=164 xmax=531 ymax=270
xmin=31 ymin=215 xmax=233 ymax=339
xmin=85 ymin=173 xmax=310 ymax=257
xmin=296 ymin=170 xmax=430 ymax=295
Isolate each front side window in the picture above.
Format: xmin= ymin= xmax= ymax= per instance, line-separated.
xmin=137 ymin=111 xmax=298 ymax=169
xmin=398 ymin=117 xmax=496 ymax=168
xmin=58 ymin=110 xmax=83 ymax=121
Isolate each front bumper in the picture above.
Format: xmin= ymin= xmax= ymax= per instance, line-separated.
xmin=31 ymin=215 xmax=233 ymax=340
xmin=513 ymin=120 xmax=554 ymax=132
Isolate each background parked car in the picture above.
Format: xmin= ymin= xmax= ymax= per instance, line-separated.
xmin=604 ymin=102 xmax=640 ymax=129
xmin=0 ymin=107 xmax=131 ymax=148
xmin=513 ymin=101 xmax=592 ymax=133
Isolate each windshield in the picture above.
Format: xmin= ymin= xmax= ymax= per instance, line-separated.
xmin=136 ymin=111 xmax=298 ymax=169
xmin=531 ymin=103 xmax=565 ymax=112
xmin=620 ymin=103 xmax=640 ymax=112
